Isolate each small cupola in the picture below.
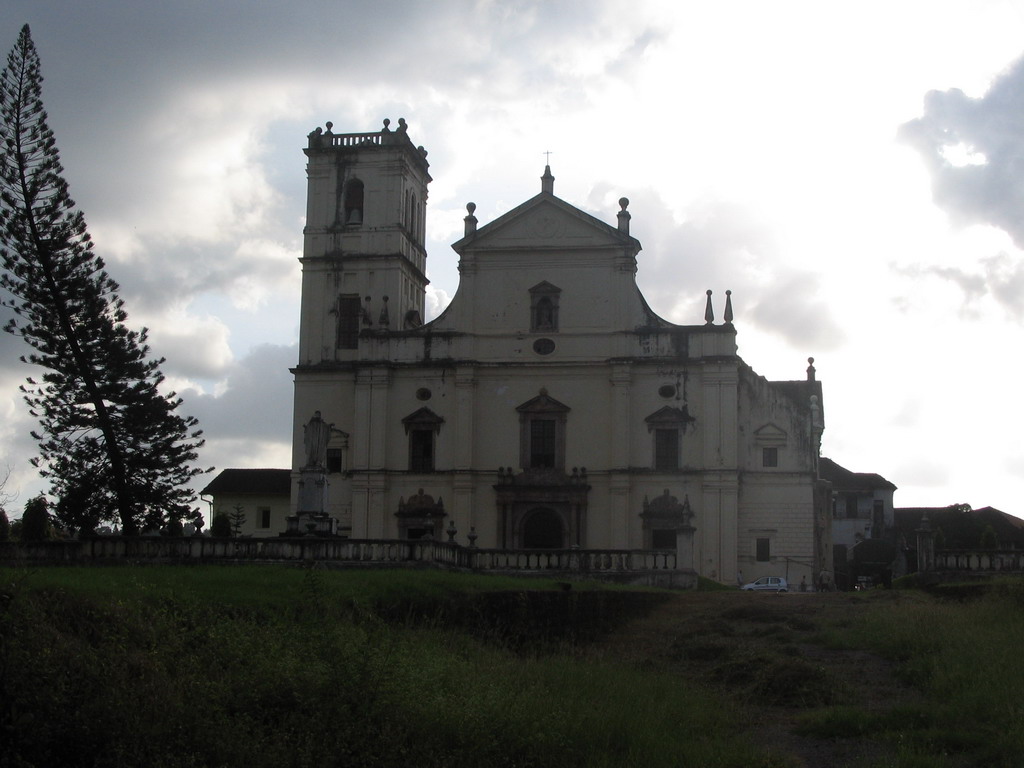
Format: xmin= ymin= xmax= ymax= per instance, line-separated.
xmin=541 ymin=165 xmax=554 ymax=194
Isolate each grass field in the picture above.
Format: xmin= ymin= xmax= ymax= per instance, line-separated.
xmin=1 ymin=566 xmax=1021 ymax=767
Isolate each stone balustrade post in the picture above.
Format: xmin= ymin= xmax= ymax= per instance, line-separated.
xmin=676 ymin=524 xmax=696 ymax=572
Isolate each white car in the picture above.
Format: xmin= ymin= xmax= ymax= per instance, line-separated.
xmin=741 ymin=576 xmax=789 ymax=592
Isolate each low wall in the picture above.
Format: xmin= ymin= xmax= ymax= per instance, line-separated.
xmin=0 ymin=537 xmax=694 ymax=588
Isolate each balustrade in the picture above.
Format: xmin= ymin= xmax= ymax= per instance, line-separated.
xmin=932 ymin=549 xmax=1024 ymax=572
xmin=0 ymin=537 xmax=680 ymax=577
xmin=328 ymin=132 xmax=383 ymax=148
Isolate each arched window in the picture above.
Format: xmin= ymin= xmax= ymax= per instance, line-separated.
xmin=529 ymin=281 xmax=561 ymax=332
xmin=336 ymin=294 xmax=361 ymax=349
xmin=410 ymin=192 xmax=418 ymax=243
xmin=343 ymin=179 xmax=364 ymax=225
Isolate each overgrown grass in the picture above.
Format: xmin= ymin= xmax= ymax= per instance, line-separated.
xmin=0 ymin=566 xmax=776 ymax=768
xmin=801 ymin=583 xmax=1024 ymax=767
xmin=5 ymin=568 xmax=1023 ymax=767
xmin=697 ymin=575 xmax=736 ymax=591
xmin=4 ymin=565 xmax=585 ymax=611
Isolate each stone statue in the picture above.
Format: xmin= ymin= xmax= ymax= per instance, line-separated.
xmin=303 ymin=411 xmax=331 ymax=469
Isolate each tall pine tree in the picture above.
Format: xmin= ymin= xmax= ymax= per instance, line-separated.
xmin=0 ymin=25 xmax=209 ymax=534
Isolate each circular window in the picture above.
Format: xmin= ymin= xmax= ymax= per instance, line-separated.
xmin=415 ymin=387 xmax=432 ymax=401
xmin=533 ymin=338 xmax=555 ymax=355
xmin=659 ymin=384 xmax=676 ymax=398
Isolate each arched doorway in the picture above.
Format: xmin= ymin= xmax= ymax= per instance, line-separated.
xmin=521 ymin=507 xmax=564 ymax=549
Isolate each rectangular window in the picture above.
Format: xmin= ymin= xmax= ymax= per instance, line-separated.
xmin=762 ymin=447 xmax=778 ymax=468
xmin=409 ymin=429 xmax=434 ymax=472
xmin=337 ymin=296 xmax=361 ymax=349
xmin=258 ymin=508 xmax=271 ymax=529
xmin=872 ymin=500 xmax=884 ymax=535
xmin=756 ymin=537 xmax=771 ymax=562
xmin=845 ymin=496 xmax=858 ymax=518
xmin=652 ymin=529 xmax=677 ymax=549
xmin=654 ymin=429 xmax=679 ymax=470
xmin=326 ymin=448 xmax=343 ymax=474
xmin=530 ymin=419 xmax=557 ymax=468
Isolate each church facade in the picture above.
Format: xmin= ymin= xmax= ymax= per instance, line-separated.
xmin=284 ymin=119 xmax=831 ymax=585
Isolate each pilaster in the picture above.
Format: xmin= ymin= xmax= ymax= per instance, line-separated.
xmin=699 ymin=472 xmax=739 ymax=581
xmin=454 ymin=367 xmax=476 ymax=470
xmin=610 ymin=364 xmax=632 ymax=468
xmin=452 ymin=471 xmax=475 ymax=545
xmin=701 ymin=365 xmax=739 ymax=469
xmin=609 ymin=473 xmax=632 ymax=549
xmin=366 ymin=367 xmax=391 ymax=469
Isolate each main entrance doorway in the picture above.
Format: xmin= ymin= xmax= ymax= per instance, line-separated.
xmin=521 ymin=507 xmax=565 ymax=549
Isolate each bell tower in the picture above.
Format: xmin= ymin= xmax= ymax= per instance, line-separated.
xmin=298 ymin=118 xmax=431 ymax=364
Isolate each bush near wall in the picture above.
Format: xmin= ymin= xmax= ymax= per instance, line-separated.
xmin=19 ymin=496 xmax=52 ymax=542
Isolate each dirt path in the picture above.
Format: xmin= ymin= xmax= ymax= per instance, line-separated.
xmin=590 ymin=591 xmax=927 ymax=768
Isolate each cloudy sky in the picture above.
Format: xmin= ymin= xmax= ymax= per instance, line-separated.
xmin=2 ymin=1 xmax=1023 ymax=519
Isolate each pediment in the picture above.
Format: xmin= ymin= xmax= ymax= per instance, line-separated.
xmin=529 ymin=280 xmax=561 ymax=295
xmin=516 ymin=389 xmax=570 ymax=414
xmin=402 ymin=407 xmax=445 ymax=433
xmin=645 ymin=405 xmax=696 ymax=431
xmin=453 ymin=194 xmax=638 ymax=253
xmin=753 ymin=423 xmax=788 ymax=446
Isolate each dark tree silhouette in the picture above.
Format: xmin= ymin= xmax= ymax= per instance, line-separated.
xmin=210 ymin=512 xmax=232 ymax=538
xmin=229 ymin=505 xmax=247 ymax=537
xmin=0 ymin=25 xmax=209 ymax=534
xmin=18 ymin=496 xmax=51 ymax=542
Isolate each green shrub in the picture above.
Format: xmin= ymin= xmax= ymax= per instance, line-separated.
xmin=0 ymin=507 xmax=9 ymax=541
xmin=19 ymin=496 xmax=52 ymax=541
xmin=210 ymin=511 xmax=231 ymax=537
xmin=698 ymin=576 xmax=735 ymax=591
xmin=891 ymin=573 xmax=922 ymax=590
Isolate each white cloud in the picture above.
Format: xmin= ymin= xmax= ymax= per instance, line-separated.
xmin=424 ymin=286 xmax=453 ymax=322
xmin=896 ymin=459 xmax=950 ymax=488
xmin=142 ymin=311 xmax=234 ymax=381
xmin=225 ymin=238 xmax=302 ymax=311
xmin=4 ymin=0 xmax=1024 ymax=519
xmin=896 ymin=249 xmax=1024 ymax=321
xmin=618 ymin=190 xmax=846 ymax=349
xmin=181 ymin=344 xmax=295 ymax=444
xmin=900 ymin=55 xmax=1024 ymax=248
